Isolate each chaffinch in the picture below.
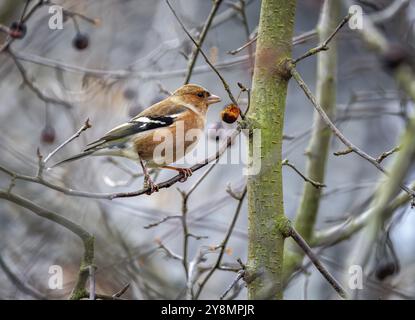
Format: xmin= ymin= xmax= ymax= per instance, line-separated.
xmin=53 ymin=84 xmax=221 ymax=193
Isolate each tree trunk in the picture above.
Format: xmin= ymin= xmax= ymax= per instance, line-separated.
xmin=247 ymin=0 xmax=297 ymax=299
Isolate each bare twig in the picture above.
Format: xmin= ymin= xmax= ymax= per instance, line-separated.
xmin=220 ymin=269 xmax=245 ymax=300
xmin=376 ymin=145 xmax=401 ymax=163
xmin=113 ymin=283 xmax=130 ymax=298
xmin=179 ymin=189 xmax=191 ymax=278
xmin=227 ymin=35 xmax=257 ymax=55
xmin=228 ymin=28 xmax=318 ymax=55
xmin=0 ymin=0 xmax=43 ymax=52
xmin=144 ymin=215 xmax=182 ymax=229
xmin=0 ymin=255 xmax=46 ymax=299
xmin=89 ymin=266 xmax=96 ymax=300
xmin=185 ymin=163 xmax=217 ymax=199
xmin=288 ymin=225 xmax=348 ymax=299
xmin=0 ymin=191 xmax=94 ymax=300
xmin=369 ymin=0 xmax=409 ymax=23
xmin=289 ymin=66 xmax=415 ymax=199
xmin=194 ymin=186 xmax=247 ymax=299
xmin=293 ymin=13 xmax=353 ymax=64
xmin=333 ymin=148 xmax=353 ymax=156
xmin=166 ymin=0 xmax=238 ymax=106
xmin=157 ymin=241 xmax=183 ymax=261
xmin=186 ymin=248 xmax=209 ymax=299
xmin=43 ymin=119 xmax=91 ymax=164
xmin=236 ymin=0 xmax=254 ymax=72
xmin=183 ymin=0 xmax=223 ymax=84
xmin=0 ymin=128 xmax=241 ymax=200
xmin=282 ymin=159 xmax=326 ymax=189
xmin=8 ymin=51 xmax=74 ymax=109
xmin=177 ymin=163 xmax=218 ymax=281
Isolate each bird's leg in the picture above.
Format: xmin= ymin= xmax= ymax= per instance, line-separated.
xmin=139 ymin=157 xmax=159 ymax=194
xmin=161 ymin=165 xmax=193 ymax=182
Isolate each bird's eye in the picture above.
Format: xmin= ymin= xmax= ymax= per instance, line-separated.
xmin=197 ymin=92 xmax=204 ymax=98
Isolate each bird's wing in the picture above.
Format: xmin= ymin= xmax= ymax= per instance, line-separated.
xmin=131 ymin=101 xmax=188 ymax=120
xmin=84 ymin=104 xmax=188 ymax=152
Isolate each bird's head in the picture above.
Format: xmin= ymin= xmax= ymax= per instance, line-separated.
xmin=172 ymin=84 xmax=221 ymax=111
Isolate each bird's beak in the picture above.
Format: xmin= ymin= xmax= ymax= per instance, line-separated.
xmin=207 ymin=94 xmax=221 ymax=105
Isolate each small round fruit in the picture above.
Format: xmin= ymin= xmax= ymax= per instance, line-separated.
xmin=9 ymin=21 xmax=27 ymax=39
xmin=41 ymin=125 xmax=56 ymax=144
xmin=72 ymin=32 xmax=89 ymax=50
xmin=123 ymin=88 xmax=137 ymax=101
xmin=221 ymin=104 xmax=241 ymax=124
xmin=381 ymin=43 xmax=408 ymax=71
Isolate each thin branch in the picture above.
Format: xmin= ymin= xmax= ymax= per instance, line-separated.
xmin=0 ymin=255 xmax=46 ymax=299
xmin=0 ymin=191 xmax=94 ymax=300
xmin=166 ymin=0 xmax=238 ymax=106
xmin=293 ymin=13 xmax=353 ymax=64
xmin=186 ymin=248 xmax=209 ymax=299
xmin=333 ymin=147 xmax=353 ymax=156
xmin=89 ymin=266 xmax=96 ymax=300
xmin=228 ymin=28 xmax=318 ymax=55
xmin=370 ymin=0 xmax=409 ymax=23
xmin=12 ymin=48 xmax=249 ymax=80
xmin=194 ymin=186 xmax=247 ymax=299
xmin=227 ymin=35 xmax=257 ymax=55
xmin=157 ymin=241 xmax=183 ymax=261
xmin=236 ymin=0 xmax=254 ymax=72
xmin=113 ymin=283 xmax=130 ymax=298
xmin=0 ymin=128 xmax=241 ymax=200
xmin=0 ymin=0 xmax=44 ymax=52
xmin=8 ymin=51 xmax=74 ymax=109
xmin=183 ymin=0 xmax=223 ymax=84
xmin=43 ymin=119 xmax=91 ymax=164
xmin=144 ymin=215 xmax=182 ymax=229
xmin=185 ymin=163 xmax=217 ymax=200
xmin=289 ymin=65 xmax=415 ymax=199
xmin=179 ymin=189 xmax=190 ymax=278
xmin=282 ymin=159 xmax=326 ymax=189
xmin=288 ymin=225 xmax=348 ymax=299
xmin=220 ymin=269 xmax=245 ymax=300
xmin=312 ymin=181 xmax=415 ymax=247
xmin=376 ymin=145 xmax=401 ymax=163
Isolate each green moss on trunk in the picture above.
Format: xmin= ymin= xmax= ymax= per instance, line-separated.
xmin=247 ymin=0 xmax=297 ymax=300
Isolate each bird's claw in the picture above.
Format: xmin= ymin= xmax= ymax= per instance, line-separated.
xmin=178 ymin=168 xmax=193 ymax=182
xmin=144 ymin=175 xmax=159 ymax=195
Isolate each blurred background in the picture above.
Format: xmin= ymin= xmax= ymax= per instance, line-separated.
xmin=1 ymin=0 xmax=415 ymax=300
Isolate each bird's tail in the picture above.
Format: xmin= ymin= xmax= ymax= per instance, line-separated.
xmin=51 ymin=150 xmax=96 ymax=168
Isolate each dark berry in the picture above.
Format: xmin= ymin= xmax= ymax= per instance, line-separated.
xmin=123 ymin=88 xmax=137 ymax=100
xmin=375 ymin=262 xmax=399 ymax=281
xmin=381 ymin=43 xmax=409 ymax=71
xmin=72 ymin=33 xmax=89 ymax=50
xmin=221 ymin=104 xmax=241 ymax=124
xmin=9 ymin=21 xmax=27 ymax=39
xmin=41 ymin=125 xmax=56 ymax=144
